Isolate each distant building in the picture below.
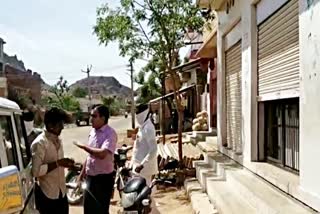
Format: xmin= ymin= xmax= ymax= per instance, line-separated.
xmin=0 ymin=38 xmax=7 ymax=97
xmin=5 ymin=65 xmax=42 ymax=105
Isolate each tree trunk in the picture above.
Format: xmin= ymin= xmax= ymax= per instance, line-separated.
xmin=167 ymin=70 xmax=184 ymax=169
xmin=177 ymin=109 xmax=184 ymax=168
xmin=161 ymin=76 xmax=166 ymax=145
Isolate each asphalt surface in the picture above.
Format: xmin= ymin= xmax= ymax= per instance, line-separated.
xmin=61 ymin=116 xmax=134 ymax=163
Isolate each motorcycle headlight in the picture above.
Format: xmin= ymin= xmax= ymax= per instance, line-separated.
xmin=81 ymin=182 xmax=87 ymax=190
xmin=121 ymin=192 xmax=138 ymax=208
xmin=142 ymin=199 xmax=150 ymax=206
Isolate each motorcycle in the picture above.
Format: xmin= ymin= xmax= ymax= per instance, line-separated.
xmin=114 ymin=144 xmax=133 ymax=197
xmin=120 ymin=176 xmax=171 ymax=214
xmin=65 ymin=162 xmax=84 ymax=204
xmin=65 ymin=144 xmax=133 ymax=205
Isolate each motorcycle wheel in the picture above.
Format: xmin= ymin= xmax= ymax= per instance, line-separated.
xmin=66 ymin=173 xmax=83 ymax=205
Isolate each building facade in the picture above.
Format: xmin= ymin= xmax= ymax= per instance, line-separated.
xmin=197 ymin=0 xmax=320 ymax=211
xmin=5 ymin=65 xmax=42 ymax=105
xmin=0 ymin=38 xmax=7 ymax=97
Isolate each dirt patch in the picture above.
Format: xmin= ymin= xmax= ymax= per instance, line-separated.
xmin=108 ymin=186 xmax=192 ymax=214
xmin=117 ymin=132 xmax=133 ymax=146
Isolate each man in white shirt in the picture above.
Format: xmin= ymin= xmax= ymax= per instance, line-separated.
xmin=31 ymin=108 xmax=75 ymax=214
xmin=131 ymin=103 xmax=158 ymax=185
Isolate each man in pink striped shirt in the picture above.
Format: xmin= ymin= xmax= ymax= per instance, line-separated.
xmin=74 ymin=104 xmax=117 ymax=214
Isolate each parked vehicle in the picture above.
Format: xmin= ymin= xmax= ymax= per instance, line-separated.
xmin=75 ymin=111 xmax=90 ymax=126
xmin=120 ymin=176 xmax=170 ymax=214
xmin=113 ymin=144 xmax=133 ymax=198
xmin=0 ymin=97 xmax=38 ymax=214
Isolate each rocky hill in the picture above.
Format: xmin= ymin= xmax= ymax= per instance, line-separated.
xmin=70 ymin=76 xmax=132 ymax=99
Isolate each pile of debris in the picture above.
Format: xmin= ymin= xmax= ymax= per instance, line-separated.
xmin=156 ymin=134 xmax=204 ymax=185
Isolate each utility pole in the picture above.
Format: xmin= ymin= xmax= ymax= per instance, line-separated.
xmin=161 ymin=72 xmax=166 ymax=145
xmin=82 ymin=65 xmax=92 ymax=109
xmin=127 ymin=61 xmax=135 ymax=129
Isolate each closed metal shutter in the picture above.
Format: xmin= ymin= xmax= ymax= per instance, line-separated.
xmin=258 ymin=0 xmax=299 ymax=98
xmin=225 ymin=41 xmax=242 ymax=153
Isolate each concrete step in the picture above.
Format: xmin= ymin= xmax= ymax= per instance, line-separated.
xmin=195 ymin=151 xmax=314 ymax=213
xmin=197 ymin=141 xmax=217 ymax=153
xmin=195 ymin=162 xmax=218 ymax=191
xmin=184 ymin=178 xmax=218 ymax=214
xmin=206 ymin=152 xmax=232 ymax=172
xmin=205 ymin=136 xmax=217 ymax=144
xmin=227 ymin=169 xmax=314 ymax=214
xmin=193 ymin=152 xmax=229 ymax=180
xmin=206 ymin=178 xmax=256 ymax=214
xmin=190 ymin=131 xmax=215 ymax=145
xmin=193 ymin=153 xmax=256 ymax=213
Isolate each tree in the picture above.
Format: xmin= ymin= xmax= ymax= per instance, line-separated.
xmin=135 ymin=57 xmax=162 ymax=104
xmin=94 ymin=0 xmax=203 ymax=167
xmin=135 ymin=53 xmax=182 ymax=104
xmin=72 ymin=87 xmax=88 ymax=98
xmin=42 ymin=76 xmax=80 ymax=112
xmin=101 ymin=96 xmax=126 ymax=116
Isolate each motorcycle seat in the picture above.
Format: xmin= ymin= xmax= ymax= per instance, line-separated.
xmin=123 ymin=177 xmax=147 ymax=194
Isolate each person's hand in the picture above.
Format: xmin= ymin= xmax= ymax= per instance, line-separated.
xmin=73 ymin=141 xmax=86 ymax=149
xmin=75 ymin=176 xmax=83 ymax=188
xmin=57 ymin=158 xmax=75 ymax=168
xmin=135 ymin=164 xmax=144 ymax=173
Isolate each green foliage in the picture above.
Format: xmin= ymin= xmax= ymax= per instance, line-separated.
xmin=94 ymin=0 xmax=204 ymax=154
xmin=94 ymin=0 xmax=204 ymax=67
xmin=94 ymin=0 xmax=203 ymax=108
xmin=42 ymin=76 xmax=80 ymax=112
xmin=101 ymin=96 xmax=126 ymax=116
xmin=41 ymin=95 xmax=80 ymax=112
xmin=134 ymin=56 xmax=162 ymax=104
xmin=72 ymin=87 xmax=88 ymax=98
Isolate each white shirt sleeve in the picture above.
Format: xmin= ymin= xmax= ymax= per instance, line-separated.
xmin=140 ymin=124 xmax=157 ymax=166
xmin=31 ymin=140 xmax=49 ymax=177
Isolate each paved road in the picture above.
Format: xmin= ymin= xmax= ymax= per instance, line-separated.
xmin=61 ymin=116 xmax=134 ymax=162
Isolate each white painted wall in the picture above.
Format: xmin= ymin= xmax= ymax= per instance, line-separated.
xmin=217 ymin=0 xmax=256 ymax=158
xmin=299 ymin=0 xmax=320 ymax=208
xmin=216 ymin=0 xmax=320 ymax=210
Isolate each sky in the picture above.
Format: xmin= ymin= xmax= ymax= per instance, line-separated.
xmin=0 ymin=0 xmax=148 ymax=88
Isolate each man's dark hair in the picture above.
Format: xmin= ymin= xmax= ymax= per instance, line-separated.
xmin=135 ymin=103 xmax=149 ymax=114
xmin=44 ymin=107 xmax=69 ymax=127
xmin=22 ymin=111 xmax=35 ymax=122
xmin=92 ymin=104 xmax=109 ymax=124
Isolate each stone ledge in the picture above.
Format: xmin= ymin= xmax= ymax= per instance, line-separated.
xmin=184 ymin=178 xmax=218 ymax=214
